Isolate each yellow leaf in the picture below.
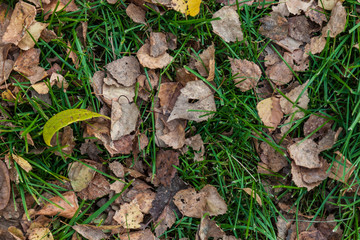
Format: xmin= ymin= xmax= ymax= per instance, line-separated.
xmin=43 ymin=109 xmax=109 ymax=146
xmin=12 ymin=154 xmax=33 ymax=172
xmin=172 ymin=0 xmax=201 ymax=17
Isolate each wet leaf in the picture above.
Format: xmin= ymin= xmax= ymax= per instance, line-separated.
xmin=36 ymin=191 xmax=79 ymax=219
xmin=211 ymin=6 xmax=243 ymax=43
xmin=43 ymin=109 xmax=109 ymax=146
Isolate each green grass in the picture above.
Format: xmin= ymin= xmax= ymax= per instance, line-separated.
xmin=1 ymin=0 xmax=360 ymax=239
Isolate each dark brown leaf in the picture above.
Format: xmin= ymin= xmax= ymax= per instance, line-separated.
xmin=156 ymin=150 xmax=179 ymax=187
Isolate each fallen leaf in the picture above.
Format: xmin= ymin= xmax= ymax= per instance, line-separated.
xmin=0 ymin=45 xmax=14 ymax=85
xmin=105 ymin=56 xmax=141 ymax=87
xmin=110 ymin=101 xmax=139 ymax=141
xmin=91 ymin=71 xmax=105 ymax=102
xmin=172 ymin=0 xmax=202 ymax=16
xmin=285 ymin=0 xmax=313 ymax=15
xmin=173 ymin=188 xmax=207 ymax=218
xmin=288 ymin=139 xmax=321 ymax=169
xmin=211 ymin=6 xmax=243 ymax=43
xmin=168 ymin=81 xmax=216 ymax=122
xmin=54 ymin=126 xmax=75 ymax=156
xmin=113 ymin=202 xmax=143 ymax=229
xmin=303 ymin=113 xmax=333 ymax=140
xmin=110 ymin=180 xmax=125 ymax=194
xmin=66 ymin=41 xmax=79 ymax=69
xmin=280 ymin=81 xmax=310 ymax=115
xmin=230 ymin=58 xmax=261 ymax=92
xmin=288 ymin=16 xmax=311 ymax=43
xmin=40 ymin=28 xmax=58 ymax=42
xmin=77 ymin=173 xmax=110 ymax=200
xmin=200 ymin=185 xmax=228 ymax=216
xmin=2 ymin=1 xmax=36 ymax=45
xmin=36 ymin=192 xmax=79 ymax=219
xmin=102 ymin=78 xmax=136 ymax=105
xmin=43 ymin=109 xmax=109 ymax=146
xmin=329 ymin=151 xmax=355 ymax=184
xmin=158 ymin=119 xmax=186 ymax=149
xmin=274 ymin=37 xmax=303 ymax=53
xmin=155 ymin=205 xmax=176 ymax=237
xmin=256 ymin=96 xmax=283 ymax=131
xmin=242 ymin=188 xmax=262 ymax=206
xmin=158 ymin=82 xmax=182 ymax=114
xmin=119 ymin=229 xmax=156 ymax=240
xmin=259 ymin=12 xmax=288 ymax=41
xmin=195 ymin=44 xmax=215 ymax=81
xmin=305 ymin=36 xmax=326 ymax=55
xmin=257 ymin=140 xmax=289 ymax=173
xmin=196 ymin=215 xmax=227 ymax=240
xmin=133 ymin=190 xmax=156 ymax=214
xmin=137 ymin=43 xmax=173 ymax=69
xmin=156 ymin=150 xmax=179 ymax=186
xmin=150 ymin=32 xmax=168 ymax=58
xmin=28 ymin=227 xmax=54 ymax=240
xmin=50 ymin=73 xmax=68 ymax=89
xmin=0 ymin=162 xmax=10 ymax=209
xmin=272 ymin=2 xmax=290 ymax=17
xmin=126 ymin=3 xmax=146 ymax=24
xmin=318 ymin=0 xmax=337 ymax=10
xmin=8 ymin=226 xmax=25 ymax=240
xmin=109 ymin=161 xmax=125 ymax=178
xmin=68 ymin=161 xmax=96 ymax=192
xmin=12 ymin=154 xmax=32 ymax=172
xmin=182 ymin=134 xmax=205 ymax=162
xmin=322 ymin=1 xmax=346 ymax=38
xmin=298 ymin=230 xmax=327 ymax=240
xmin=72 ymin=224 xmax=107 ymax=240
xmin=266 ymin=59 xmax=293 ymax=86
xmin=18 ymin=21 xmax=49 ymax=50
xmin=176 ymin=68 xmax=198 ymax=86
xmin=43 ymin=0 xmax=78 ymax=20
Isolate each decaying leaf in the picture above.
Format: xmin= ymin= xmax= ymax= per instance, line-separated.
xmin=182 ymin=134 xmax=205 ymax=162
xmin=109 ymin=161 xmax=125 ymax=178
xmin=266 ymin=60 xmax=293 ymax=86
xmin=77 ymin=172 xmax=110 ymax=200
xmin=54 ymin=126 xmax=76 ymax=156
xmin=110 ymin=101 xmax=139 ymax=141
xmin=8 ymin=226 xmax=25 ymax=240
xmin=28 ymin=227 xmax=54 ymax=240
xmin=137 ymin=43 xmax=173 ymax=69
xmin=36 ymin=191 xmax=79 ymax=219
xmin=126 ymin=3 xmax=146 ymax=24
xmin=211 ymin=6 xmax=243 ymax=43
xmin=150 ymin=32 xmax=168 ymax=58
xmin=285 ymin=0 xmax=313 ymax=15
xmin=288 ymin=139 xmax=321 ymax=169
xmin=230 ymin=58 xmax=262 ymax=92
xmin=18 ymin=21 xmax=49 ymax=50
xmin=322 ymin=1 xmax=346 ymax=38
xmin=119 ymin=229 xmax=156 ymax=240
xmin=113 ymin=202 xmax=143 ymax=229
xmin=288 ymin=16 xmax=311 ymax=43
xmin=12 ymin=154 xmax=32 ymax=173
xmin=155 ymin=205 xmax=176 ymax=236
xmin=68 ymin=161 xmax=96 ymax=192
xmin=305 ymin=36 xmax=326 ymax=55
xmin=102 ymin=78 xmax=136 ymax=105
xmin=274 ymin=36 xmax=302 ymax=53
xmin=200 ymin=185 xmax=228 ymax=216
xmin=0 ymin=160 xmax=10 ymax=210
xmin=257 ymin=140 xmax=289 ymax=173
xmin=43 ymin=0 xmax=79 ymax=20
xmin=306 ymin=4 xmax=327 ymax=26
xmin=168 ymin=81 xmax=216 ymax=122
xmin=105 ymin=56 xmax=141 ymax=87
xmin=259 ymin=12 xmax=288 ymax=41
xmin=176 ymin=68 xmax=198 ymax=86
xmin=72 ymin=224 xmax=107 ymax=240
xmin=110 ymin=180 xmax=125 ymax=194
xmin=173 ymin=188 xmax=207 ymax=218
xmin=329 ymin=151 xmax=355 ymax=184
xmin=257 ymin=97 xmax=283 ymax=131
xmin=303 ymin=113 xmax=333 ymax=140
xmin=196 ymin=216 xmax=225 ymax=240
xmin=2 ymin=1 xmax=36 ymax=45
xmin=158 ymin=82 xmax=182 ymax=114
xmin=0 ymin=45 xmax=14 ymax=85
xmin=195 ymin=44 xmax=215 ymax=81
xmin=242 ymin=188 xmax=262 ymax=206
xmin=156 ymin=150 xmax=179 ymax=186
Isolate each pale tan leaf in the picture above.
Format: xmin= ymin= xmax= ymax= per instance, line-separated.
xmin=137 ymin=43 xmax=173 ymax=69
xmin=230 ymin=58 xmax=261 ymax=92
xmin=126 ymin=4 xmax=146 ymax=24
xmin=18 ymin=21 xmax=49 ymax=50
xmin=329 ymin=151 xmax=355 ymax=183
xmin=68 ymin=162 xmax=96 ymax=192
xmin=257 ymin=97 xmax=283 ymax=131
xmin=113 ymin=202 xmax=143 ymax=229
xmin=12 ymin=154 xmax=32 ymax=172
xmin=322 ymin=1 xmax=346 ymax=38
xmin=242 ymin=188 xmax=262 ymax=206
xmin=211 ymin=6 xmax=243 ymax=43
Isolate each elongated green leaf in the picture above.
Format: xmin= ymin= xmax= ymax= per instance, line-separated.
xmin=43 ymin=109 xmax=109 ymax=146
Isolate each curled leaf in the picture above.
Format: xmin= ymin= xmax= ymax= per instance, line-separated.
xmin=43 ymin=109 xmax=110 ymax=146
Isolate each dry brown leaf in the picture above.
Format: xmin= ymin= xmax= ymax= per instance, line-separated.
xmin=266 ymin=60 xmax=293 ymax=86
xmin=168 ymin=81 xmax=216 ymax=122
xmin=113 ymin=202 xmax=143 ymax=229
xmin=155 ymin=110 xmax=186 ymax=148
xmin=195 ymin=44 xmax=215 ymax=81
xmin=242 ymin=188 xmax=262 ymax=206
xmin=318 ymin=0 xmax=337 ymax=10
xmin=72 ymin=224 xmax=107 ymax=240
xmin=2 ymin=1 xmax=36 ymax=45
xmin=91 ymin=71 xmax=104 ymax=102
xmin=50 ymin=73 xmax=68 ymax=89
xmin=272 ymin=2 xmax=290 ymax=17
xmin=274 ymin=37 xmax=302 ymax=53
xmin=133 ymin=190 xmax=156 ymax=214
xmin=173 ymin=188 xmax=207 ymax=218
xmin=200 ymin=185 xmax=228 ymax=216
xmin=110 ymin=180 xmax=125 ymax=194
xmin=306 ymin=4 xmax=327 ymax=26
xmin=36 ymin=191 xmax=79 ymax=219
xmin=288 ymin=16 xmax=311 ymax=43
xmin=43 ymin=0 xmax=78 ymax=20
xmin=150 ymin=32 xmax=168 ymax=58
xmin=12 ymin=154 xmax=32 ymax=172
xmin=77 ymin=173 xmax=110 ymax=200
xmin=55 ymin=126 xmax=75 ymax=156
xmin=0 ymin=45 xmax=14 ymax=85
xmin=66 ymin=41 xmax=79 ymax=69
xmin=182 ymin=134 xmax=205 ymax=162
xmin=303 ymin=113 xmax=333 ymax=140
xmin=126 ymin=3 xmax=146 ymax=24
xmin=137 ymin=43 xmax=173 ymax=69
xmin=211 ymin=6 xmax=243 ymax=43
xmin=105 ymin=56 xmax=140 ymax=87
xmin=196 ymin=215 xmax=225 ymax=240
xmin=28 ymin=227 xmax=54 ymax=240
xmin=40 ymin=28 xmax=58 ymax=42
xmin=322 ymin=2 xmax=346 ymax=38
xmin=176 ymin=68 xmax=198 ymax=86
xmin=18 ymin=21 xmax=49 ymax=50
xmin=308 ymin=36 xmax=326 ymax=55
xmin=0 ymin=160 xmax=10 ymax=211
xmin=259 ymin=12 xmax=288 ymax=41
xmin=158 ymin=82 xmax=182 ymax=114
xmin=102 ymin=78 xmax=135 ymax=105
xmin=109 ymin=161 xmax=125 ymax=178
xmin=285 ymin=0 xmax=313 ymax=15
xmin=257 ymin=97 xmax=283 ymax=131
xmin=156 ymin=150 xmax=179 ymax=186
xmin=110 ymin=101 xmax=139 ymax=141
xmin=280 ymin=81 xmax=310 ymax=115
xmin=257 ymin=140 xmax=289 ymax=173
xmin=329 ymin=151 xmax=355 ymax=183
xmin=68 ymin=161 xmax=96 ymax=192
xmin=119 ymin=229 xmax=156 ymax=240
xmin=288 ymin=139 xmax=321 ymax=169
xmin=107 ymin=0 xmax=118 ymax=4
xmin=230 ymin=58 xmax=261 ymax=92
xmin=155 ymin=205 xmax=176 ymax=237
